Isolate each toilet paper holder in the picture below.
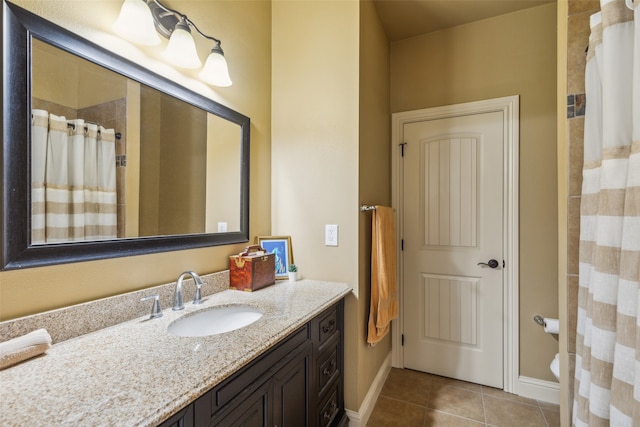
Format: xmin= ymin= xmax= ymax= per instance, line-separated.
xmin=534 ymin=315 xmax=560 ymax=334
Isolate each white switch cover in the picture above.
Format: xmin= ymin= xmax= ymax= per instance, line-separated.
xmin=217 ymin=222 xmax=228 ymax=232
xmin=325 ymin=224 xmax=338 ymax=246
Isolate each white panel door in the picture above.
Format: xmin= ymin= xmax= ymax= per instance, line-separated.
xmin=402 ymin=111 xmax=504 ymax=388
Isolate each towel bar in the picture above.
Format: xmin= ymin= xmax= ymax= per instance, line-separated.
xmin=360 ymin=205 xmax=396 ymax=212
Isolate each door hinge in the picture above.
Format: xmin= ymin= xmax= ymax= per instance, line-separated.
xmin=402 ymin=334 xmax=405 ymax=346
xmin=400 ymin=142 xmax=407 ymax=157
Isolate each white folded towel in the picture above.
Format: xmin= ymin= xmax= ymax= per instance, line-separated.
xmin=0 ymin=329 xmax=52 ymax=370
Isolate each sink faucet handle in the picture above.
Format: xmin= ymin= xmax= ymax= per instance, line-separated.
xmin=192 ymin=273 xmax=204 ymax=305
xmin=140 ymin=295 xmax=163 ymax=319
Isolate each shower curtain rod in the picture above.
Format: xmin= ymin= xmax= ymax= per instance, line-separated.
xmin=66 ymin=122 xmax=121 ymax=140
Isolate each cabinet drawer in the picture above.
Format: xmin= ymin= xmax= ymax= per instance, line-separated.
xmin=317 ymin=337 xmax=339 ymax=395
xmin=318 ymin=383 xmax=340 ymax=427
xmin=317 ymin=306 xmax=338 ymax=346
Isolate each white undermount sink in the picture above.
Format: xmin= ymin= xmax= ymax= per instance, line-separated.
xmin=167 ymin=304 xmax=263 ymax=337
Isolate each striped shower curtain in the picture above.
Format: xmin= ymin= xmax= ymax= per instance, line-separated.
xmin=573 ymin=0 xmax=640 ymax=425
xmin=31 ymin=109 xmax=117 ymax=244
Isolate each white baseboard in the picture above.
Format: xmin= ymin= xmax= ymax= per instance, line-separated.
xmin=345 ymin=352 xmax=392 ymax=427
xmin=518 ymin=375 xmax=560 ymax=404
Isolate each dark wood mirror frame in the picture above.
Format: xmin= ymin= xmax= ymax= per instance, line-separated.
xmin=1 ymin=1 xmax=250 ymax=270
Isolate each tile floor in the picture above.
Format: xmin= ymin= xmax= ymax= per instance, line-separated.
xmin=368 ymin=368 xmax=560 ymax=427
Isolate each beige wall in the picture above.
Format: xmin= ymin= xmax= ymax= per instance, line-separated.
xmin=358 ymin=0 xmax=393 ymax=407
xmin=271 ymin=0 xmax=363 ymax=410
xmin=206 ymin=116 xmax=243 ymax=233
xmin=32 ymin=40 xmax=128 ymax=110
xmin=390 ymin=4 xmax=559 ymax=381
xmin=270 ymin=0 xmax=391 ymax=413
xmin=557 ymin=1 xmax=570 ymax=422
xmin=0 ymin=0 xmax=272 ymax=320
xmin=125 ymin=80 xmax=142 ymax=237
xmin=157 ymin=95 xmax=207 ymax=235
xmin=139 ymin=87 xmax=162 ymax=236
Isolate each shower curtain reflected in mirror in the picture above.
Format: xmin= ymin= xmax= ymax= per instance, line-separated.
xmin=573 ymin=0 xmax=640 ymax=425
xmin=31 ymin=109 xmax=117 ymax=244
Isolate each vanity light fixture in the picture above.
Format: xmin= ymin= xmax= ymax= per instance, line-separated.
xmin=113 ymin=0 xmax=232 ymax=86
xmin=163 ymin=16 xmax=201 ymax=69
xmin=113 ymin=0 xmax=161 ymax=46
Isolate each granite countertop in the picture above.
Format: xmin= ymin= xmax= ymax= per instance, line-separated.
xmin=0 ymin=280 xmax=351 ymax=427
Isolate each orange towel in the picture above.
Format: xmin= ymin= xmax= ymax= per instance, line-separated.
xmin=367 ymin=206 xmax=398 ymax=346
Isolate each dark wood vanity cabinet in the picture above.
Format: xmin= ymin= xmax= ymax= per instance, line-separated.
xmin=159 ymin=299 xmax=346 ymax=427
xmin=157 ymin=405 xmax=195 ymax=427
xmin=313 ymin=303 xmax=347 ymax=427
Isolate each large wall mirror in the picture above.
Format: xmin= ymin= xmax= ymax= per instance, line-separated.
xmin=1 ymin=2 xmax=250 ymax=270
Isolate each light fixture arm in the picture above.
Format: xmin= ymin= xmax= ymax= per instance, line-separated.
xmin=115 ymin=0 xmax=232 ymax=85
xmin=185 ymin=18 xmax=222 ymax=46
xmin=148 ymin=0 xmax=222 ymax=45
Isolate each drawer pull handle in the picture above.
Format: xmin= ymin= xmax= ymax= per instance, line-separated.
xmin=323 ymin=360 xmax=337 ymax=376
xmin=323 ymin=402 xmax=338 ymax=419
xmin=322 ymin=319 xmax=336 ymax=333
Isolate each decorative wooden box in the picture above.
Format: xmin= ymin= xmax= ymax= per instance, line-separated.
xmin=229 ymin=245 xmax=276 ymax=291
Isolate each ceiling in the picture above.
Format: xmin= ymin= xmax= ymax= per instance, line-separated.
xmin=373 ymin=0 xmax=556 ymax=42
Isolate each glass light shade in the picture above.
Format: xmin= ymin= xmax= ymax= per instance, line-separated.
xmin=164 ymin=24 xmax=202 ymax=69
xmin=113 ymin=0 xmax=160 ymax=46
xmin=199 ymin=50 xmax=232 ymax=87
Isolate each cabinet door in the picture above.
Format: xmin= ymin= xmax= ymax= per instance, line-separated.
xmin=157 ymin=404 xmax=194 ymax=427
xmin=210 ymin=380 xmax=272 ymax=427
xmin=273 ymin=342 xmax=312 ymax=427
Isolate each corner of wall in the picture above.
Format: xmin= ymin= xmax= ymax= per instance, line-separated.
xmin=556 ymin=0 xmax=570 ymax=424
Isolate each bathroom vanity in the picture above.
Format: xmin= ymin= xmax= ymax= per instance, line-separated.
xmin=0 ymin=280 xmax=351 ymax=427
xmin=161 ymin=301 xmax=346 ymax=427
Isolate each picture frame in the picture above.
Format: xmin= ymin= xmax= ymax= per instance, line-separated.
xmin=256 ymin=236 xmax=293 ymax=279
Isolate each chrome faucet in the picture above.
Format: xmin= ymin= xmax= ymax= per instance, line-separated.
xmin=172 ymin=271 xmax=205 ymax=311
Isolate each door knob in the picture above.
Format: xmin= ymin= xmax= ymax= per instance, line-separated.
xmin=478 ymin=259 xmax=500 ymax=269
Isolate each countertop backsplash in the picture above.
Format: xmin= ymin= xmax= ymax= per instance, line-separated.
xmin=0 ymin=270 xmax=230 ymax=344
